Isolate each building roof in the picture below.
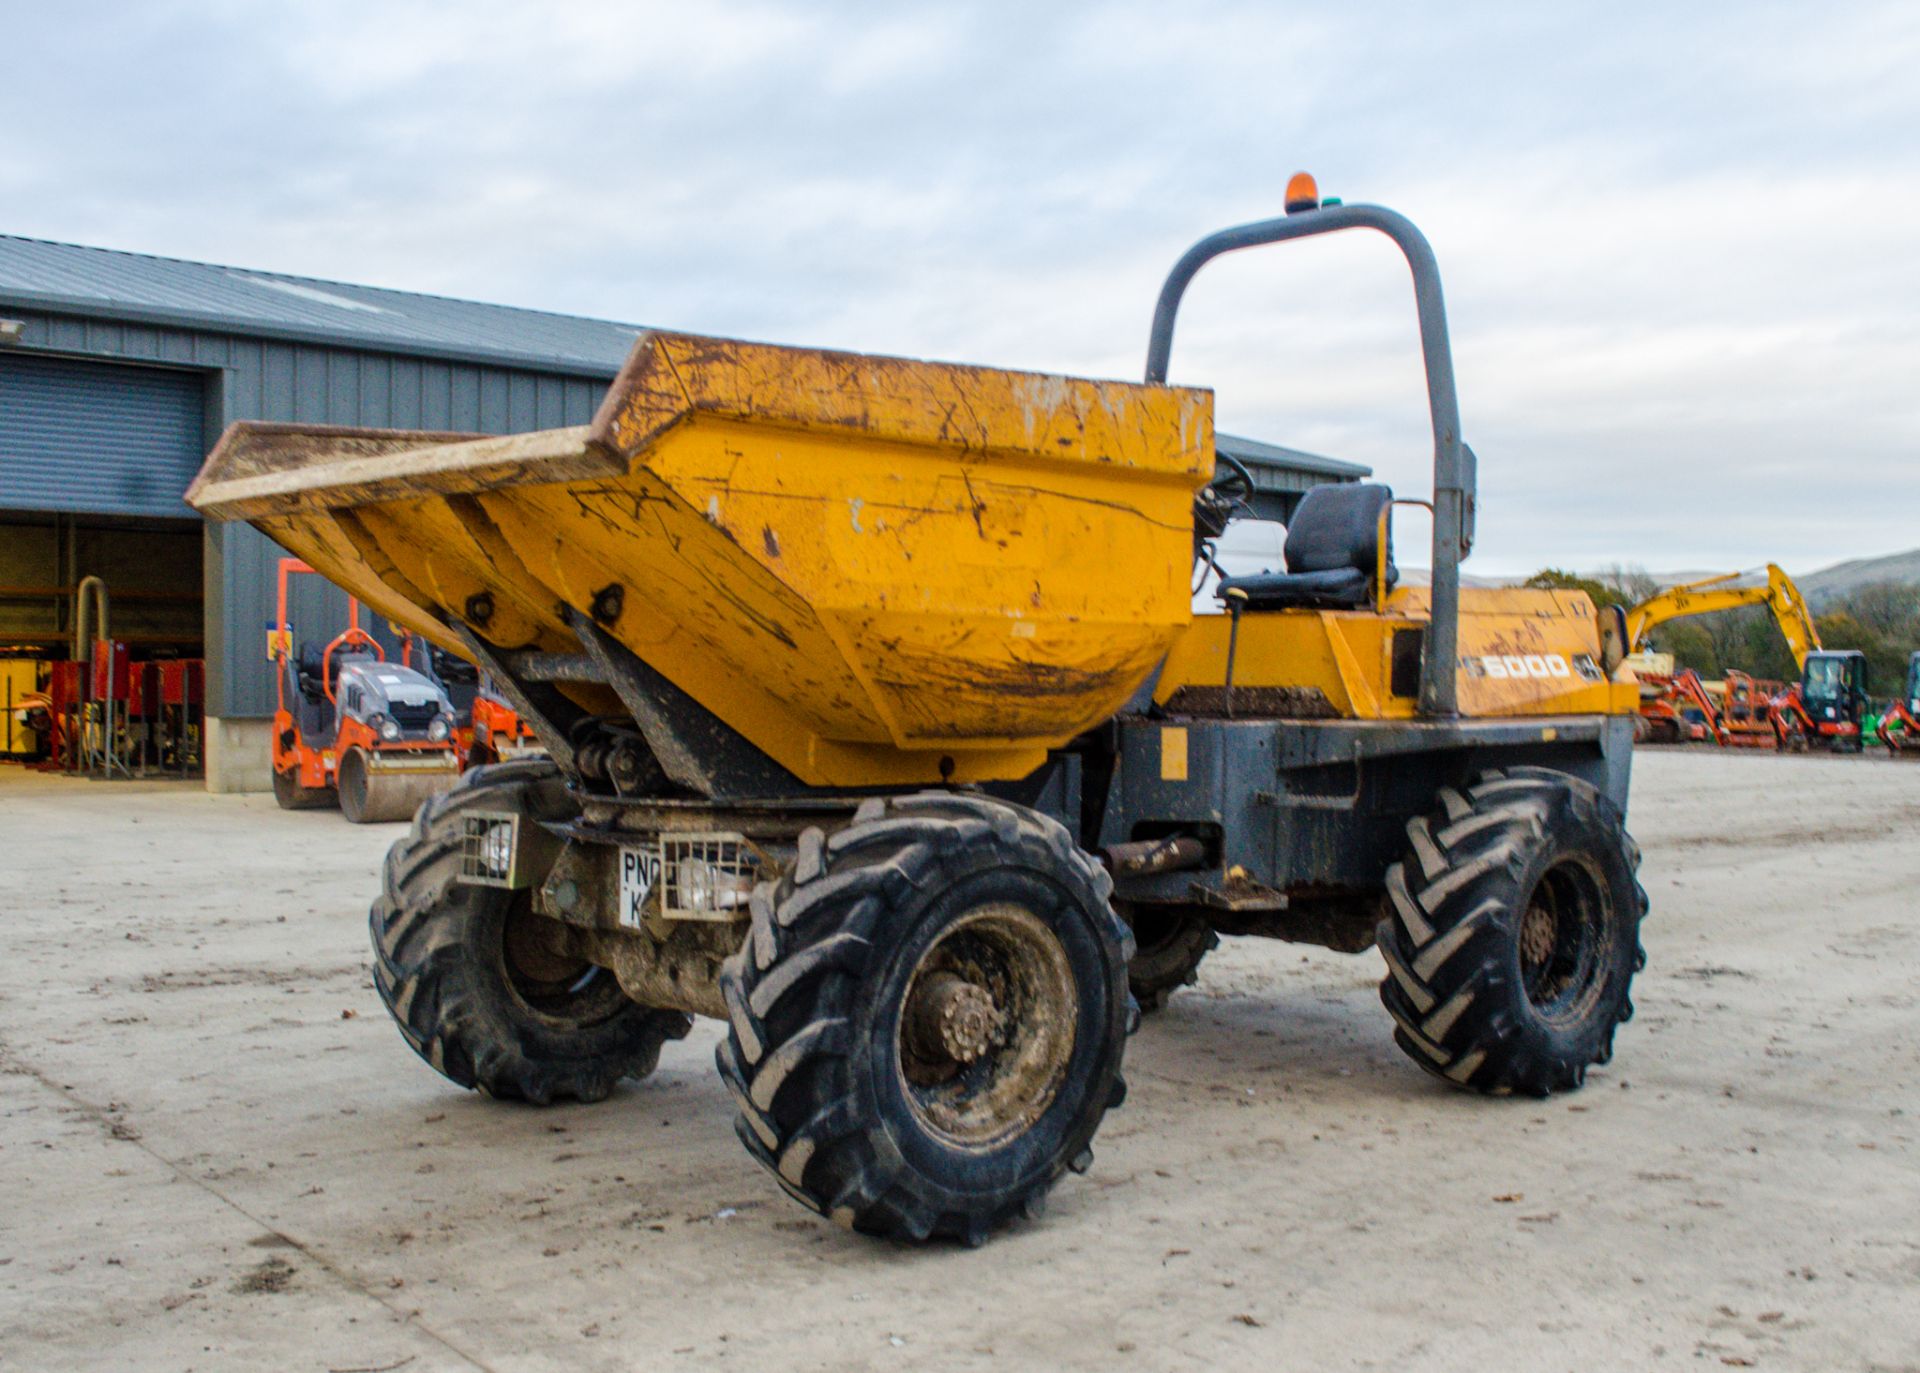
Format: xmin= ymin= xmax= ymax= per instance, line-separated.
xmin=0 ymin=235 xmax=1370 ymax=490
xmin=0 ymin=234 xmax=644 ymax=375
xmin=1216 ymin=431 xmax=1370 ymax=484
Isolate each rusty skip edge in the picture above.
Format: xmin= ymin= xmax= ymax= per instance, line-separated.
xmin=186 ymin=330 xmax=1215 ymax=524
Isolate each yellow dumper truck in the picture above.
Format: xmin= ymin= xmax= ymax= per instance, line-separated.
xmin=189 ymin=179 xmax=1647 ymax=1244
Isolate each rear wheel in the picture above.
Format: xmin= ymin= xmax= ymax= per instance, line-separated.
xmin=1376 ymin=767 xmax=1647 ymax=1097
xmin=716 ymin=793 xmax=1134 ymax=1243
xmin=271 ymin=761 xmax=334 ymax=810
xmin=370 ymin=761 xmax=690 ymax=1102
xmin=1120 ymin=904 xmax=1218 ymax=1012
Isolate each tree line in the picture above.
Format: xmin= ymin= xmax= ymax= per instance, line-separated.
xmin=1523 ymin=568 xmax=1920 ymax=697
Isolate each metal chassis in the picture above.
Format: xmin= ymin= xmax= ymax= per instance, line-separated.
xmin=1087 ymin=712 xmax=1633 ymax=922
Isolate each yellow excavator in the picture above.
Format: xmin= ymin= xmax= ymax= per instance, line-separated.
xmin=1623 ymin=565 xmax=1822 ymax=745
xmin=1624 ymin=564 xmax=1820 ymax=664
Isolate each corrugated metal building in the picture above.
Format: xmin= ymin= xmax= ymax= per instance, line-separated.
xmin=0 ymin=234 xmax=640 ymax=790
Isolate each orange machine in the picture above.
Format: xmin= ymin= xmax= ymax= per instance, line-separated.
xmin=1771 ymin=650 xmax=1871 ymax=754
xmin=270 ymin=558 xmax=462 ymax=821
xmin=396 ymin=633 xmax=541 ymax=770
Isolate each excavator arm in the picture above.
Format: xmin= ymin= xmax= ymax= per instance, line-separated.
xmin=1762 ymin=564 xmax=1821 ymax=671
xmin=1624 ymin=563 xmax=1822 ymax=670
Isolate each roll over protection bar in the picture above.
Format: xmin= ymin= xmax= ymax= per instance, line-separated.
xmin=1144 ymin=198 xmax=1475 ymax=718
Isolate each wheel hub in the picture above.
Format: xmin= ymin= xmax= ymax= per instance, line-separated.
xmin=1517 ymin=858 xmax=1610 ymax=1021
xmin=504 ymin=907 xmax=585 ymax=984
xmin=895 ymin=902 xmax=1078 ymax=1147
xmin=905 ymin=970 xmax=1001 ymax=1064
xmin=1519 ymin=901 xmax=1557 ymax=971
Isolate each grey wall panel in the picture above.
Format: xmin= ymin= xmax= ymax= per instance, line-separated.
xmin=2 ymin=306 xmax=619 ymax=718
xmin=390 ymin=362 xmax=422 ymax=429
xmin=450 ymin=367 xmax=480 ymax=430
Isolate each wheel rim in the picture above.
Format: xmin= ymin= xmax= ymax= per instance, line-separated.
xmin=498 ymin=895 xmax=618 ymax=1023
xmin=1517 ymin=856 xmax=1611 ymax=1023
xmin=895 ymin=902 xmax=1077 ymax=1149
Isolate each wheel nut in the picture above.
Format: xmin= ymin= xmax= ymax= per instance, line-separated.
xmin=906 ymin=971 xmax=999 ymax=1064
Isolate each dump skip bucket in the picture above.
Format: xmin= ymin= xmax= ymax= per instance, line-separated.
xmin=189 ymin=332 xmax=1214 ymax=787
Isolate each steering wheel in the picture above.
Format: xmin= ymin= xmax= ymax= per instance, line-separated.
xmin=321 ymin=627 xmax=385 ymax=703
xmin=1209 ymin=452 xmax=1256 ymax=507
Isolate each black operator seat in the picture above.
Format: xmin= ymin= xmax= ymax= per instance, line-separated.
xmin=295 ymin=640 xmax=329 ymax=702
xmin=295 ymin=638 xmax=375 ymax=702
xmin=1216 ymin=482 xmax=1395 ymax=610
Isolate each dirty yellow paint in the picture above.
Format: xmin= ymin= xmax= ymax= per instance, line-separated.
xmin=192 ymin=332 xmax=1215 ymax=788
xmin=1158 ymin=586 xmax=1640 ymax=720
xmin=1160 ymin=727 xmax=1189 ymax=781
xmin=189 ymin=331 xmax=1642 ymax=791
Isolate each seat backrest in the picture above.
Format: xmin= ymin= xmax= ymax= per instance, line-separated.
xmin=1284 ymin=483 xmax=1393 ymax=576
xmin=295 ymin=637 xmax=373 ymax=701
xmin=296 ymin=639 xmax=325 ymax=679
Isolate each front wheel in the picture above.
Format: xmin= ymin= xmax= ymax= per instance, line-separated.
xmin=716 ymin=793 xmax=1134 ymax=1244
xmin=1376 ymin=767 xmax=1647 ymax=1097
xmin=370 ymin=762 xmax=690 ymax=1102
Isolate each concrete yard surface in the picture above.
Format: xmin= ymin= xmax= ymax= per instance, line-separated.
xmin=2 ymin=751 xmax=1917 ymax=1372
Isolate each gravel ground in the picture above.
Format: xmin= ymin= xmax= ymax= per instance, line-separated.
xmin=2 ymin=749 xmax=1916 ymax=1372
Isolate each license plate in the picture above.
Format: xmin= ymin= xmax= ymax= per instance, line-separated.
xmin=618 ymin=847 xmax=661 ymax=929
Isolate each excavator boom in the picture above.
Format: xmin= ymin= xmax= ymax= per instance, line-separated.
xmin=1624 ymin=563 xmax=1821 ymax=670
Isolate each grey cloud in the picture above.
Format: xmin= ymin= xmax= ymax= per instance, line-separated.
xmin=5 ymin=0 xmax=1915 ymax=574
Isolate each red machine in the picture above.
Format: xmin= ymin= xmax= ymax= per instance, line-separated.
xmin=1716 ymin=669 xmax=1787 ymax=748
xmin=461 ymin=693 xmax=540 ymax=768
xmin=154 ymin=659 xmax=205 ymax=775
xmin=1771 ymin=650 xmax=1870 ymax=753
xmin=1638 ymin=668 xmax=1783 ymax=749
xmin=270 ymin=559 xmax=461 ymax=822
xmin=1637 ymin=668 xmax=1718 ymax=744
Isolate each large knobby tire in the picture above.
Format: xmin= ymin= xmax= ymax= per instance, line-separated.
xmin=370 ymin=760 xmax=690 ymax=1103
xmin=1120 ymin=904 xmax=1219 ymax=1012
xmin=271 ymin=763 xmax=334 ymax=810
xmin=1376 ymin=767 xmax=1648 ymax=1097
xmin=715 ymin=792 xmax=1135 ymax=1244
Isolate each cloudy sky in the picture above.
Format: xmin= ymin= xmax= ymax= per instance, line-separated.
xmin=6 ymin=1 xmax=1916 ymax=576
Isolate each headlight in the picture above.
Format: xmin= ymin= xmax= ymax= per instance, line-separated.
xmin=678 ymin=857 xmax=716 ymax=912
xmin=428 ymin=716 xmax=451 ymax=741
xmin=380 ymin=717 xmax=402 ymax=741
xmin=483 ymin=820 xmax=514 ymax=879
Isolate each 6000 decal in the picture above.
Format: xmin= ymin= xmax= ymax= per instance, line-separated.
xmin=1469 ymin=653 xmax=1574 ymax=680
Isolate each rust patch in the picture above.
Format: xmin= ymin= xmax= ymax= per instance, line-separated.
xmin=1164 ymin=685 xmax=1341 ymax=719
xmin=879 ymin=653 xmax=1118 ymax=703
